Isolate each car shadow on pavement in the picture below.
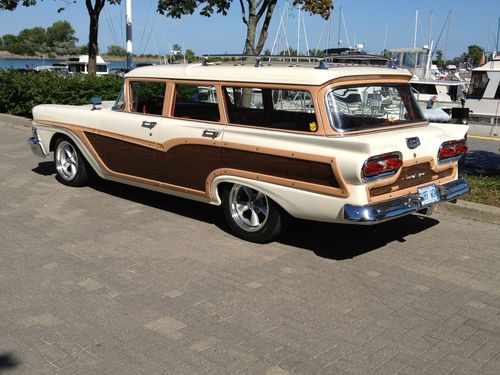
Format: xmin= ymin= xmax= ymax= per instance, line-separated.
xmin=31 ymin=161 xmax=56 ymax=176
xmin=91 ymin=178 xmax=227 ymax=226
xmin=90 ymin=176 xmax=440 ymax=260
xmin=32 ymin=161 xmax=439 ymax=260
xmin=279 ymin=214 xmax=439 ymax=260
xmin=0 ymin=352 xmax=20 ymax=370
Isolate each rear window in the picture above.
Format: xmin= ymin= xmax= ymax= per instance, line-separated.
xmin=326 ymin=84 xmax=424 ymax=132
xmin=223 ymin=87 xmax=318 ymax=132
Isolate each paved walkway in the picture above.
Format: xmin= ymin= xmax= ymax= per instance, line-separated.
xmin=0 ymin=119 xmax=499 ymax=374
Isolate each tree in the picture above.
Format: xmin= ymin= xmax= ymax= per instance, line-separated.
xmin=0 ymin=0 xmax=121 ymax=75
xmin=435 ymin=50 xmax=444 ymax=67
xmin=47 ymin=20 xmax=78 ymax=46
xmin=184 ymin=49 xmax=196 ymax=62
xmin=157 ymin=0 xmax=333 ymax=56
xmin=18 ymin=27 xmax=47 ymax=54
xmin=466 ymin=45 xmax=484 ymax=66
xmin=106 ymin=44 xmax=126 ymax=56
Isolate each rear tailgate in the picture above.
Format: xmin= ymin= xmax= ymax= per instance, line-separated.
xmin=336 ymin=123 xmax=468 ymax=203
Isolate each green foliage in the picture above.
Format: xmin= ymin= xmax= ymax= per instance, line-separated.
xmin=47 ymin=20 xmax=78 ymax=46
xmin=184 ymin=49 xmax=196 ymax=63
xmin=434 ymin=50 xmax=444 ymax=67
xmin=0 ymin=69 xmax=123 ymax=117
xmin=1 ymin=20 xmax=79 ymax=56
xmin=466 ymin=45 xmax=484 ymax=65
xmin=106 ymin=44 xmax=126 ymax=56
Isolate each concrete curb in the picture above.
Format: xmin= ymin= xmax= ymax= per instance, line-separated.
xmin=437 ymin=200 xmax=500 ymax=225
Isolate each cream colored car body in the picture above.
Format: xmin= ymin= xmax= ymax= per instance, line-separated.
xmin=30 ymin=63 xmax=469 ymax=225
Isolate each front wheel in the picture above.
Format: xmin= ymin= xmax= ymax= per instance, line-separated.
xmin=54 ymin=138 xmax=90 ymax=187
xmin=222 ymin=184 xmax=287 ymax=243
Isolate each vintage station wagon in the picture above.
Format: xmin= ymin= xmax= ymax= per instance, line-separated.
xmin=28 ymin=59 xmax=469 ymax=242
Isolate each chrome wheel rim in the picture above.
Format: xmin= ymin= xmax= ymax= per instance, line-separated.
xmin=229 ymin=184 xmax=269 ymax=232
xmin=55 ymin=141 xmax=78 ymax=181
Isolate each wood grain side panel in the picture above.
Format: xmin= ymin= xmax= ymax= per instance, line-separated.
xmin=85 ymin=132 xmax=163 ymax=182
xmin=85 ymin=132 xmax=339 ymax=192
xmin=162 ymin=145 xmax=220 ymax=190
xmin=221 ymin=148 xmax=339 ymax=188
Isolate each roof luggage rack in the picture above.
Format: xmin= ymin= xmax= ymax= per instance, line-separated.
xmin=202 ymin=50 xmax=389 ymax=69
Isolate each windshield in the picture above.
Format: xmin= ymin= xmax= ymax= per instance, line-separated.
xmin=326 ymin=83 xmax=424 ymax=132
xmin=112 ymin=86 xmax=125 ymax=111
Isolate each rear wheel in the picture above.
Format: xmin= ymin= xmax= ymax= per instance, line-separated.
xmin=54 ymin=138 xmax=90 ymax=187
xmin=222 ymin=184 xmax=287 ymax=243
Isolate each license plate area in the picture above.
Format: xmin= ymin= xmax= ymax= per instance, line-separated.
xmin=418 ymin=184 xmax=440 ymax=206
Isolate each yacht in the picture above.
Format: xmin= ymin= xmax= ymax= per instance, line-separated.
xmin=465 ymin=56 xmax=500 ymax=125
xmin=388 ymin=47 xmax=467 ymax=113
xmin=66 ymin=55 xmax=109 ymax=75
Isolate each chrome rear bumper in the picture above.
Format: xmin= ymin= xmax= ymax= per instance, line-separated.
xmin=343 ymin=178 xmax=469 ymax=224
xmin=28 ymin=136 xmax=48 ymax=158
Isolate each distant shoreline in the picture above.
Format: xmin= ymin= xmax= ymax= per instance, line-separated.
xmin=0 ymin=51 xmax=160 ymax=62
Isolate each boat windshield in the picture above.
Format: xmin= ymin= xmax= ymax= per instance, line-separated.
xmin=326 ymin=83 xmax=424 ymax=132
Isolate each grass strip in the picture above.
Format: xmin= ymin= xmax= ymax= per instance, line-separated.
xmin=461 ymin=174 xmax=500 ymax=207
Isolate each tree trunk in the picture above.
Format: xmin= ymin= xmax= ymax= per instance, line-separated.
xmin=88 ymin=14 xmax=99 ymax=75
xmin=85 ymin=0 xmax=106 ymax=76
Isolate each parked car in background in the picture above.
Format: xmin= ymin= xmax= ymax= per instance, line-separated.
xmin=28 ymin=58 xmax=469 ymax=243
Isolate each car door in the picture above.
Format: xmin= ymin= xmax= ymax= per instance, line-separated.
xmin=88 ymin=79 xmax=167 ymax=182
xmin=155 ymin=82 xmax=226 ymax=194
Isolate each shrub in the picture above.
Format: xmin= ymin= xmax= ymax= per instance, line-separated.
xmin=0 ymin=69 xmax=123 ymax=117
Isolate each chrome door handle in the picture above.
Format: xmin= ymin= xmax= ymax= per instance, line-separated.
xmin=202 ymin=129 xmax=220 ymax=139
xmin=142 ymin=121 xmax=157 ymax=129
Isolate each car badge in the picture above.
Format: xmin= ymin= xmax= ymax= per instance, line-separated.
xmin=406 ymin=137 xmax=421 ymax=149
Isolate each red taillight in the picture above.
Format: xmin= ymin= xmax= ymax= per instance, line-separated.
xmin=363 ymin=153 xmax=403 ymax=178
xmin=438 ymin=141 xmax=468 ymax=160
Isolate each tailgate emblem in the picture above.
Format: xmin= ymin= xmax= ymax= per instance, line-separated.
xmin=406 ymin=137 xmax=421 ymax=149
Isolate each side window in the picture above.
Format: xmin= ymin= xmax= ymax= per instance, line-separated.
xmin=224 ymin=86 xmax=318 ymax=132
xmin=172 ymin=84 xmax=220 ymax=122
xmin=129 ymin=81 xmax=166 ymax=115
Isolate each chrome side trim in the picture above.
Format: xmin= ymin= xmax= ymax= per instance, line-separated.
xmin=27 ymin=136 xmax=48 ymax=158
xmin=343 ymin=178 xmax=469 ymax=224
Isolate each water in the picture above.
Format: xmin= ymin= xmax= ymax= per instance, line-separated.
xmin=0 ymin=58 xmax=134 ymax=71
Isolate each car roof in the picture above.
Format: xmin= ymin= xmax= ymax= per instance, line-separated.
xmin=125 ymin=63 xmax=412 ymax=86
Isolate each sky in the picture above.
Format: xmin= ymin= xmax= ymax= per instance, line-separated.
xmin=0 ymin=0 xmax=499 ymax=60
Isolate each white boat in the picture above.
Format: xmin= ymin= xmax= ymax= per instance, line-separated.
xmin=388 ymin=47 xmax=468 ymax=120
xmin=34 ymin=63 xmax=70 ymax=75
xmin=465 ymin=56 xmax=500 ymax=125
xmin=66 ymin=55 xmax=109 ymax=75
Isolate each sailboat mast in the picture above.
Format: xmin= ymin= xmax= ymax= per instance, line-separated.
xmin=337 ymin=6 xmax=342 ymax=47
xmin=444 ymin=11 xmax=451 ymax=63
xmin=126 ymin=0 xmax=133 ymax=71
xmin=496 ymin=16 xmax=500 ymax=53
xmin=428 ymin=11 xmax=433 ymax=46
xmin=413 ymin=9 xmax=418 ymax=49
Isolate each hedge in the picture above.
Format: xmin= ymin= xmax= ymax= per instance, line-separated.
xmin=0 ymin=69 xmax=123 ymax=117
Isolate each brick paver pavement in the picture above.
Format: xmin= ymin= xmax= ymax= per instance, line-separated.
xmin=1 ymin=120 xmax=499 ymax=374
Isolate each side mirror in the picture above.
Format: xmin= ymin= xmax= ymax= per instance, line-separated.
xmin=90 ymin=96 xmax=102 ymax=111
